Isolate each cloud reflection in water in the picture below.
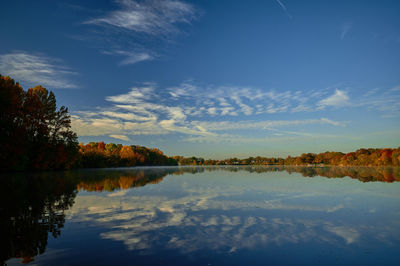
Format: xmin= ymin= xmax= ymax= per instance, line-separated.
xmin=66 ymin=167 xmax=400 ymax=256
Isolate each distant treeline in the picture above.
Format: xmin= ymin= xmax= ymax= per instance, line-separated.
xmin=174 ymin=148 xmax=400 ymax=167
xmin=77 ymin=144 xmax=400 ymax=168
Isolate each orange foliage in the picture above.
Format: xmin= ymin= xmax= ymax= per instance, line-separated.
xmin=120 ymin=146 xmax=135 ymax=159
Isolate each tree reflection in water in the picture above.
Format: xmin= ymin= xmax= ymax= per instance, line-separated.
xmin=0 ymin=168 xmax=178 ymax=264
xmin=222 ymin=165 xmax=400 ymax=183
xmin=1 ymin=166 xmax=399 ymax=264
xmin=0 ymin=172 xmax=77 ymax=264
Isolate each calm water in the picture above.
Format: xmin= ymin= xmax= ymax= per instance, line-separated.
xmin=2 ymin=166 xmax=400 ymax=265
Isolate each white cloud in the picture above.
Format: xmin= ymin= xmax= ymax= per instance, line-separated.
xmin=159 ymin=119 xmax=215 ymax=137
xmin=0 ymin=51 xmax=77 ymax=89
xmin=107 ymin=86 xmax=156 ymax=103
xmin=102 ymin=50 xmax=154 ymax=65
xmin=325 ymin=226 xmax=359 ymax=244
xmin=318 ymin=89 xmax=350 ymax=108
xmin=78 ymin=0 xmax=198 ymax=66
xmin=72 ymin=86 xmax=214 ymax=137
xmin=71 ymin=115 xmax=167 ymax=136
xmin=207 ymin=107 xmax=218 ymax=115
xmin=231 ymin=95 xmax=253 ymax=115
xmin=72 ymin=82 xmax=357 ymax=142
xmin=72 ymin=116 xmax=126 ymax=136
xmin=72 ymin=82 xmax=400 ymax=141
xmin=191 ymin=118 xmax=345 ymax=132
xmin=220 ymin=107 xmax=236 ymax=116
xmin=291 ymin=105 xmax=313 ymax=113
xmin=109 ymin=134 xmax=131 ymax=141
xmin=100 ymin=110 xmax=155 ymax=121
xmin=166 ymin=106 xmax=187 ymax=121
xmin=85 ymin=0 xmax=196 ymax=36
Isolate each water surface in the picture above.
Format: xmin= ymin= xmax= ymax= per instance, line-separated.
xmin=2 ymin=166 xmax=400 ymax=265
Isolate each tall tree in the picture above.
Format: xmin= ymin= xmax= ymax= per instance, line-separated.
xmin=0 ymin=75 xmax=26 ymax=170
xmin=0 ymin=75 xmax=78 ymax=171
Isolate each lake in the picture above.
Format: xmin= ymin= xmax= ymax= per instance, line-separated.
xmin=2 ymin=166 xmax=400 ymax=265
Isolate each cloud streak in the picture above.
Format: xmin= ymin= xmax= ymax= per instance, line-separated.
xmin=109 ymin=134 xmax=131 ymax=141
xmin=275 ymin=0 xmax=292 ymax=19
xmin=85 ymin=0 xmax=197 ymax=36
xmin=81 ymin=0 xmax=198 ymax=65
xmin=0 ymin=51 xmax=78 ymax=89
xmin=191 ymin=118 xmax=345 ymax=132
xmin=102 ymin=50 xmax=155 ymax=65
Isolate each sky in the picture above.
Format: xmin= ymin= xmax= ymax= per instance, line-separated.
xmin=1 ymin=0 xmax=399 ymax=159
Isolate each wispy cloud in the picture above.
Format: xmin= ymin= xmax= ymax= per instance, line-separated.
xmin=0 ymin=51 xmax=78 ymax=89
xmin=275 ymin=0 xmax=292 ymax=19
xmin=72 ymin=82 xmax=352 ymax=142
xmin=183 ymin=132 xmax=352 ymax=144
xmin=363 ymin=88 xmax=380 ymax=97
xmin=191 ymin=118 xmax=345 ymax=132
xmin=340 ymin=22 xmax=352 ymax=40
xmin=318 ymin=89 xmax=350 ymax=108
xmin=357 ymin=84 xmax=400 ymax=118
xmin=102 ymin=50 xmax=155 ymax=65
xmin=109 ymin=134 xmax=131 ymax=141
xmin=80 ymin=0 xmax=198 ymax=65
xmin=72 ymin=85 xmax=215 ymax=138
xmin=85 ymin=0 xmax=197 ymax=36
xmin=71 ymin=80 xmax=400 ymax=143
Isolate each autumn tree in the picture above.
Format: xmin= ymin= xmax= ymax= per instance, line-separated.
xmin=120 ymin=146 xmax=134 ymax=159
xmin=392 ymin=148 xmax=400 ymax=166
xmin=0 ymin=75 xmax=78 ymax=171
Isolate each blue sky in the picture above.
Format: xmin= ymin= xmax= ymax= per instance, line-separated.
xmin=1 ymin=0 xmax=399 ymax=158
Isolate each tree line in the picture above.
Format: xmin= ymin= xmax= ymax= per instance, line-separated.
xmin=175 ymin=148 xmax=400 ymax=167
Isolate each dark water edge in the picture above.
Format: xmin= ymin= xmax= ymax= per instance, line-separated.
xmin=2 ymin=166 xmax=400 ymax=265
